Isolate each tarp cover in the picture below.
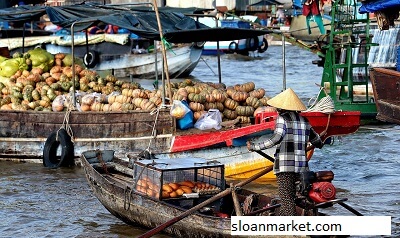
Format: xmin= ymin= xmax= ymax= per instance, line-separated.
xmin=249 ymin=0 xmax=282 ymax=7
xmin=0 ymin=3 xmax=271 ymax=43
xmin=359 ymin=0 xmax=400 ymax=13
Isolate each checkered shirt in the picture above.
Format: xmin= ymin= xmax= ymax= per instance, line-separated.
xmin=250 ymin=111 xmax=322 ymax=174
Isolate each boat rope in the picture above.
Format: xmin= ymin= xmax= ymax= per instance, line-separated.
xmin=161 ymin=37 xmax=176 ymax=55
xmin=305 ymin=87 xmax=335 ymax=137
xmin=305 ymin=87 xmax=335 ymax=114
xmin=58 ymin=101 xmax=76 ymax=143
xmin=144 ymin=106 xmax=164 ymax=152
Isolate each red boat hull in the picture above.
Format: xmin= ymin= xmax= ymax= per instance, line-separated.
xmin=171 ymin=111 xmax=361 ymax=152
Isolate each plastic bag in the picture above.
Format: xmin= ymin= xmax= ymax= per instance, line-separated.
xmin=81 ymin=92 xmax=103 ymax=105
xmin=194 ymin=109 xmax=222 ymax=130
xmin=177 ymin=100 xmax=194 ymax=130
xmin=170 ymin=100 xmax=190 ymax=119
xmin=52 ymin=95 xmax=66 ymax=112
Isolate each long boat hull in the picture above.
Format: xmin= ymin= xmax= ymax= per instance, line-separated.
xmin=0 ymin=110 xmax=360 ymax=180
xmin=79 ymin=150 xmax=286 ymax=238
xmin=2 ymin=35 xmax=202 ymax=79
xmin=202 ymin=36 xmax=265 ymax=56
xmin=370 ymin=67 xmax=400 ymax=124
xmin=46 ymin=42 xmax=202 ymax=79
xmin=81 ymin=149 xmax=360 ymax=237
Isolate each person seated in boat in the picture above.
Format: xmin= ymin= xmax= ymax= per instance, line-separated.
xmin=247 ymin=88 xmax=324 ymax=216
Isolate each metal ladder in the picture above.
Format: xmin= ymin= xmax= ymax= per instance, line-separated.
xmin=318 ymin=0 xmax=378 ymax=116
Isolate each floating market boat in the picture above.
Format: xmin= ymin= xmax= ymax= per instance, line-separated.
xmin=199 ymin=17 xmax=268 ymax=56
xmin=369 ymin=66 xmax=400 ymax=125
xmin=0 ymin=4 xmax=209 ymax=79
xmin=0 ymin=107 xmax=361 ymax=180
xmin=0 ymin=34 xmax=203 ymax=79
xmin=360 ymin=1 xmax=400 ymax=125
xmin=80 ymin=149 xmax=362 ymax=238
xmin=0 ymin=3 xmax=360 ymax=180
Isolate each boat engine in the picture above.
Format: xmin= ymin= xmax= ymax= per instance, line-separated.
xmin=296 ymin=171 xmax=336 ymax=204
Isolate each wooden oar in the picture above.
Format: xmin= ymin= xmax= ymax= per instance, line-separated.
xmin=138 ymin=165 xmax=274 ymax=238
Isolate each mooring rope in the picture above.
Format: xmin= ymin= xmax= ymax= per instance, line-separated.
xmin=144 ymin=104 xmax=171 ymax=153
xmin=146 ymin=106 xmax=162 ymax=151
xmin=58 ymin=99 xmax=75 ymax=143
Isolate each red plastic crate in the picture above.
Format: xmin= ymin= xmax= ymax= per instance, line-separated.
xmin=254 ymin=111 xmax=278 ymax=124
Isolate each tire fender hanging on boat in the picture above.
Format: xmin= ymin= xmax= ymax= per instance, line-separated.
xmin=257 ymin=38 xmax=269 ymax=53
xmin=228 ymin=41 xmax=238 ymax=53
xmin=43 ymin=128 xmax=74 ymax=168
xmin=246 ymin=37 xmax=259 ymax=51
xmin=83 ymin=50 xmax=99 ymax=68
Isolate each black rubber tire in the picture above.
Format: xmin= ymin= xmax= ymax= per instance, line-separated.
xmin=257 ymin=38 xmax=269 ymax=53
xmin=228 ymin=41 xmax=238 ymax=53
xmin=246 ymin=37 xmax=259 ymax=51
xmin=43 ymin=129 xmax=74 ymax=168
xmin=83 ymin=50 xmax=99 ymax=68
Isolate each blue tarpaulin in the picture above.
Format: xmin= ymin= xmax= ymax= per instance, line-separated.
xmin=359 ymin=0 xmax=400 ymax=13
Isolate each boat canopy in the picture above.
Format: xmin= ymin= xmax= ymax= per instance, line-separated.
xmin=0 ymin=3 xmax=271 ymax=43
xmin=359 ymin=0 xmax=400 ymax=13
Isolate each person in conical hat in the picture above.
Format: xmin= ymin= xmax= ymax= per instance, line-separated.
xmin=247 ymin=88 xmax=324 ymax=216
xmin=266 ymin=88 xmax=307 ymax=111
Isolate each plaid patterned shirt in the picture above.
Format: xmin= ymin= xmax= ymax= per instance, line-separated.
xmin=250 ymin=111 xmax=323 ymax=174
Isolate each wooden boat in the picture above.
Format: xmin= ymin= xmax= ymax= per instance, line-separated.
xmin=358 ymin=0 xmax=400 ymax=125
xmin=199 ymin=18 xmax=268 ymax=56
xmin=369 ymin=67 xmax=400 ymax=124
xmin=0 ymin=109 xmax=361 ymax=180
xmin=0 ymin=34 xmax=203 ymax=79
xmin=80 ymin=149 xmax=362 ymax=238
xmin=0 ymin=3 xmax=361 ymax=180
xmin=80 ymin=149 xmax=275 ymax=237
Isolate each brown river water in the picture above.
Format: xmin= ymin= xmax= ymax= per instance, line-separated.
xmin=0 ymin=45 xmax=399 ymax=237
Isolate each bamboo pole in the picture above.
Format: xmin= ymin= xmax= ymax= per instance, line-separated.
xmin=231 ymin=183 xmax=243 ymax=216
xmin=152 ymin=0 xmax=173 ymax=103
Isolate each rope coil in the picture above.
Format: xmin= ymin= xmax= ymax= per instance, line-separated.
xmin=306 ymin=87 xmax=335 ymax=114
xmin=305 ymin=86 xmax=336 ymax=138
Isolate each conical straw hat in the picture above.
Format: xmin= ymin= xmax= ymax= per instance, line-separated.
xmin=267 ymin=88 xmax=307 ymax=111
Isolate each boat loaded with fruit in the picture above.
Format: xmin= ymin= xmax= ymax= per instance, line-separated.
xmin=80 ymin=149 xmax=363 ymax=238
xmin=0 ymin=3 xmax=360 ymax=181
